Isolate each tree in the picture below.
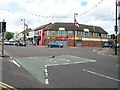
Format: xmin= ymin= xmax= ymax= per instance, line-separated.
xmin=5 ymin=32 xmax=13 ymax=40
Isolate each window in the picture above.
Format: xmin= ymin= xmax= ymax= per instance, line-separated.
xmin=78 ymin=31 xmax=83 ymax=37
xmin=68 ymin=31 xmax=72 ymax=36
xmin=27 ymin=33 xmax=29 ymax=36
xmin=51 ymin=31 xmax=55 ymax=35
xmin=58 ymin=30 xmax=65 ymax=36
xmin=85 ymin=31 xmax=89 ymax=38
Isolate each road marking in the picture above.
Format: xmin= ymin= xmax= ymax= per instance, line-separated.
xmin=63 ymin=63 xmax=69 ymax=65
xmin=0 ymin=84 xmax=8 ymax=89
xmin=62 ymin=59 xmax=70 ymax=62
xmin=93 ymin=50 xmax=96 ymax=52
xmin=52 ymin=64 xmax=59 ymax=66
xmin=45 ymin=65 xmax=48 ymax=68
xmin=69 ymin=55 xmax=79 ymax=58
xmin=82 ymin=69 xmax=120 ymax=82
xmin=45 ymin=79 xmax=49 ymax=85
xmin=0 ymin=82 xmax=17 ymax=90
xmin=9 ymin=60 xmax=21 ymax=67
xmin=45 ymin=72 xmax=48 ymax=77
xmin=45 ymin=69 xmax=48 ymax=73
xmin=117 ymin=64 xmax=120 ymax=67
xmin=10 ymin=57 xmax=13 ymax=60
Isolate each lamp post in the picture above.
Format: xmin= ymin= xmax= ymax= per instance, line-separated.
xmin=74 ymin=13 xmax=78 ymax=47
xmin=115 ymin=0 xmax=119 ymax=55
xmin=21 ymin=18 xmax=26 ymax=46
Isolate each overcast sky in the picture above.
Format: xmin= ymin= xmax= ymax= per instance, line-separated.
xmin=0 ymin=0 xmax=117 ymax=34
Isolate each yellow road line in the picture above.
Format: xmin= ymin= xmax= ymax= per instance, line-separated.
xmin=0 ymin=84 xmax=8 ymax=89
xmin=0 ymin=82 xmax=17 ymax=90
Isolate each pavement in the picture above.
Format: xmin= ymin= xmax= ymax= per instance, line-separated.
xmin=94 ymin=47 xmax=119 ymax=57
xmin=0 ymin=46 xmax=9 ymax=57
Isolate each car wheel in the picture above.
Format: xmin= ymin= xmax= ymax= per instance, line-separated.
xmin=59 ymin=46 xmax=61 ymax=48
xmin=49 ymin=46 xmax=52 ymax=48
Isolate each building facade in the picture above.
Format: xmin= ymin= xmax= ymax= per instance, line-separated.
xmin=33 ymin=22 xmax=108 ymax=47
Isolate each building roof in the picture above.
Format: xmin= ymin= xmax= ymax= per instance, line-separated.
xmin=18 ymin=28 xmax=32 ymax=35
xmin=47 ymin=22 xmax=108 ymax=34
xmin=33 ymin=23 xmax=52 ymax=31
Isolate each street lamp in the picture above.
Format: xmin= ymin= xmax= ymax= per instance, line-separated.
xmin=21 ymin=18 xmax=26 ymax=46
xmin=115 ymin=0 xmax=119 ymax=55
xmin=74 ymin=13 xmax=78 ymax=47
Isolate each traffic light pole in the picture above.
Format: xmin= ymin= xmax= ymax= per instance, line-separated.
xmin=115 ymin=0 xmax=118 ymax=55
xmin=1 ymin=22 xmax=4 ymax=56
xmin=2 ymin=31 xmax=4 ymax=56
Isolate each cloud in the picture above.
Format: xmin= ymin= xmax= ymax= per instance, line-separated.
xmin=0 ymin=0 xmax=116 ymax=34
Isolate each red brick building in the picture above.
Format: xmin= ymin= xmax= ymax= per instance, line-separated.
xmin=33 ymin=22 xmax=108 ymax=47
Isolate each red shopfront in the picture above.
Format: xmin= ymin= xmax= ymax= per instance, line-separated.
xmin=37 ymin=29 xmax=46 ymax=46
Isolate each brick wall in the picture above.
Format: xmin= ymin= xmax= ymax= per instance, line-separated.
xmin=82 ymin=41 xmax=100 ymax=47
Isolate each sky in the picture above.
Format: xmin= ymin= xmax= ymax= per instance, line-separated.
xmin=0 ymin=0 xmax=117 ymax=34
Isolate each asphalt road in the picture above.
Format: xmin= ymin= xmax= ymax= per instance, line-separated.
xmin=1 ymin=45 xmax=119 ymax=89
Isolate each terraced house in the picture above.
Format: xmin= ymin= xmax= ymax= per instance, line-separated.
xmin=32 ymin=22 xmax=108 ymax=47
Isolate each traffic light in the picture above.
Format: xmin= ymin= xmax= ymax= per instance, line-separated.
xmin=2 ymin=22 xmax=6 ymax=32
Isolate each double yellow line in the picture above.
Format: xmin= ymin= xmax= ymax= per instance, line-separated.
xmin=0 ymin=82 xmax=17 ymax=90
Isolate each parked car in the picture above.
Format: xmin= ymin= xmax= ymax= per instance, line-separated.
xmin=4 ymin=41 xmax=10 ymax=45
xmin=48 ymin=42 xmax=63 ymax=48
xmin=16 ymin=41 xmax=26 ymax=46
xmin=102 ymin=43 xmax=113 ymax=48
xmin=4 ymin=41 xmax=16 ymax=45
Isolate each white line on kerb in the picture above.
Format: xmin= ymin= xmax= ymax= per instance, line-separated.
xmin=13 ymin=60 xmax=21 ymax=67
xmin=45 ymin=73 xmax=48 ymax=77
xmin=45 ymin=65 xmax=47 ymax=68
xmin=10 ymin=57 xmax=12 ymax=60
xmin=45 ymin=79 xmax=49 ymax=85
xmin=9 ymin=60 xmax=21 ymax=67
xmin=83 ymin=69 xmax=120 ymax=82
xmin=45 ymin=69 xmax=48 ymax=73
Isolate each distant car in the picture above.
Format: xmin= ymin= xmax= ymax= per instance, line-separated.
xmin=4 ymin=41 xmax=15 ymax=45
xmin=16 ymin=41 xmax=26 ymax=46
xmin=48 ymin=42 xmax=63 ymax=48
xmin=102 ymin=43 xmax=113 ymax=48
xmin=4 ymin=41 xmax=10 ymax=45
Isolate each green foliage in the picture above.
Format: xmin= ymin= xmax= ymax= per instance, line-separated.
xmin=5 ymin=32 xmax=13 ymax=40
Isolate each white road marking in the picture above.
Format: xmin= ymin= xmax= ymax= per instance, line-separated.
xmin=46 ymin=64 xmax=52 ymax=67
xmin=10 ymin=57 xmax=12 ymax=60
xmin=45 ymin=65 xmax=48 ymax=68
xmin=45 ymin=69 xmax=48 ymax=73
xmin=73 ymin=62 xmax=82 ymax=64
xmin=45 ymin=79 xmax=49 ymax=85
xmin=0 ymin=57 xmax=3 ymax=59
xmin=52 ymin=64 xmax=59 ymax=66
xmin=63 ymin=63 xmax=69 ymax=65
xmin=82 ymin=69 xmax=120 ymax=82
xmin=45 ymin=73 xmax=48 ymax=77
xmin=117 ymin=64 xmax=120 ymax=67
xmin=93 ymin=50 xmax=96 ymax=52
xmin=9 ymin=60 xmax=21 ymax=67
xmin=62 ymin=59 xmax=70 ymax=62
xmin=69 ymin=55 xmax=79 ymax=58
